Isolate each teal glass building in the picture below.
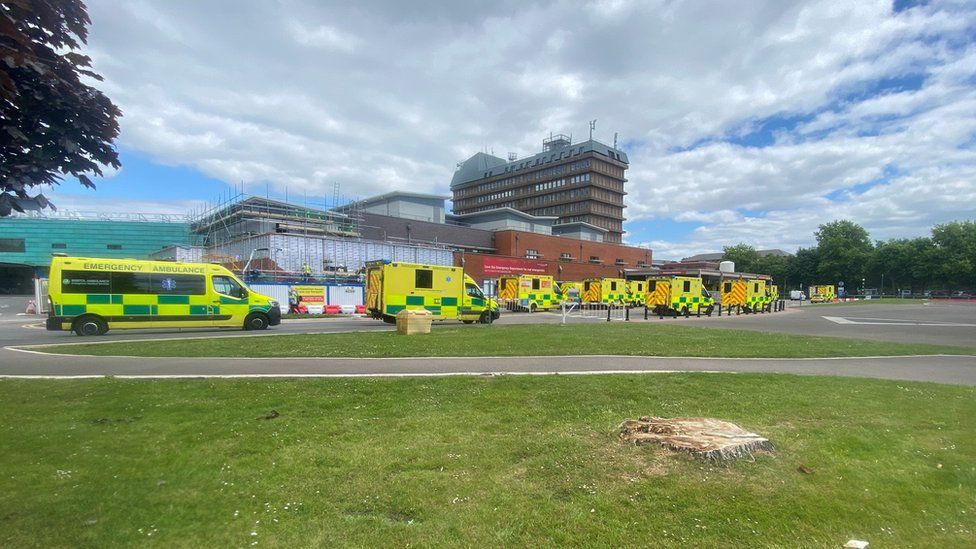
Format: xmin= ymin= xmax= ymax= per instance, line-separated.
xmin=0 ymin=217 xmax=197 ymax=294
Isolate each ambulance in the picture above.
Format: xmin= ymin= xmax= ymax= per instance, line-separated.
xmin=645 ymin=276 xmax=714 ymax=316
xmin=625 ymin=279 xmax=650 ymax=307
xmin=47 ymin=256 xmax=281 ymax=336
xmin=745 ymin=279 xmax=769 ymax=313
xmin=808 ymin=285 xmax=836 ymax=303
xmin=581 ymin=277 xmax=627 ymax=305
xmin=721 ymin=280 xmax=747 ymax=311
xmin=721 ymin=279 xmax=768 ymax=313
xmin=555 ymin=281 xmax=581 ymax=304
xmin=365 ymin=260 xmax=498 ymax=323
xmin=497 ymin=274 xmax=557 ymax=312
xmin=769 ymin=284 xmax=780 ymax=302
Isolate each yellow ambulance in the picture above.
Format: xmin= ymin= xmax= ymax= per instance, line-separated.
xmin=626 ymin=279 xmax=649 ymax=307
xmin=497 ymin=274 xmax=557 ymax=312
xmin=645 ymin=276 xmax=714 ymax=316
xmin=808 ymin=285 xmax=836 ymax=303
xmin=769 ymin=284 xmax=779 ymax=302
xmin=555 ymin=281 xmax=581 ymax=303
xmin=47 ymin=256 xmax=281 ymax=336
xmin=365 ymin=260 xmax=498 ymax=324
xmin=745 ymin=279 xmax=769 ymax=313
xmin=581 ymin=277 xmax=627 ymax=305
xmin=721 ymin=279 xmax=769 ymax=313
xmin=721 ymin=280 xmax=747 ymax=310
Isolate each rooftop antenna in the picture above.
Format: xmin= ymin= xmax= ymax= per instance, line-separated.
xmin=613 ymin=132 xmax=618 ymax=150
xmin=589 ymin=119 xmax=597 ymax=140
xmin=507 ymin=152 xmax=517 ymax=161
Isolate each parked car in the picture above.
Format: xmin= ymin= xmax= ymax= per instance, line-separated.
xmin=952 ymin=291 xmax=973 ymax=299
xmin=789 ymin=290 xmax=806 ymax=300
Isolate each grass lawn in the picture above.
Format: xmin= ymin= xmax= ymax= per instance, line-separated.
xmin=37 ymin=323 xmax=973 ymax=358
xmin=0 ymin=374 xmax=973 ymax=547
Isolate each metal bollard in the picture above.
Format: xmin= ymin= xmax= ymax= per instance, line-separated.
xmin=718 ymin=303 xmax=722 ymax=316
xmin=644 ymin=306 xmax=648 ymax=320
xmin=625 ymin=306 xmax=630 ymax=321
xmin=607 ymin=305 xmax=612 ymax=322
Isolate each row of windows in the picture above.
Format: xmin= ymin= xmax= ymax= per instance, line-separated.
xmin=60 ymin=270 xmax=247 ymax=298
xmin=455 ymin=175 xmax=616 ymax=210
xmin=0 ymin=239 xmax=125 ymax=253
xmin=488 ymin=148 xmax=591 ymax=178
xmin=475 ymin=189 xmax=514 ymax=203
xmin=458 ymin=159 xmax=596 ymax=198
xmin=534 ymin=173 xmax=592 ymax=192
xmin=61 ymin=271 xmax=208 ymax=295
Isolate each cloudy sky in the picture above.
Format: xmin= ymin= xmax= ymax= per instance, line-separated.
xmin=49 ymin=0 xmax=976 ymax=259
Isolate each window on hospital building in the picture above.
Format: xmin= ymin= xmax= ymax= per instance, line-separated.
xmin=0 ymin=238 xmax=25 ymax=252
xmin=525 ymin=249 xmax=539 ymax=259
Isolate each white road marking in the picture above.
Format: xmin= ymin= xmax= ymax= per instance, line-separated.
xmin=822 ymin=316 xmax=976 ymax=327
xmin=0 ymin=370 xmax=732 ymax=380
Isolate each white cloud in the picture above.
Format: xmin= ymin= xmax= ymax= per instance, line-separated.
xmin=78 ymin=0 xmax=976 ymax=256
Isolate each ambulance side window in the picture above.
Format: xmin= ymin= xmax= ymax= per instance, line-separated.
xmin=610 ymin=281 xmax=617 ymax=291
xmin=532 ymin=279 xmax=540 ymax=290
xmin=683 ymin=281 xmax=691 ymax=292
xmin=213 ymin=275 xmax=246 ymax=299
xmin=724 ymin=282 xmax=732 ymax=292
xmin=648 ymin=281 xmax=656 ymax=291
xmin=415 ymin=269 xmax=433 ymax=289
xmin=466 ymin=284 xmax=484 ymax=298
xmin=112 ymin=272 xmax=153 ymax=294
xmin=61 ymin=270 xmax=112 ymax=294
xmin=754 ymin=283 xmax=759 ymax=292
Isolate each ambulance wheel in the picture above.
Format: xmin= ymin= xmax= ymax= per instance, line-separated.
xmin=381 ymin=316 xmax=396 ymax=324
xmin=529 ymin=303 xmax=537 ymax=313
xmin=479 ymin=311 xmax=491 ymax=324
xmin=244 ymin=312 xmax=270 ymax=330
xmin=73 ymin=315 xmax=107 ymax=336
xmin=683 ymin=307 xmax=690 ymax=317
xmin=704 ymin=305 xmax=714 ymax=316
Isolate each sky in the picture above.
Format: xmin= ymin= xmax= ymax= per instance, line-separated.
xmin=44 ymin=0 xmax=976 ymax=259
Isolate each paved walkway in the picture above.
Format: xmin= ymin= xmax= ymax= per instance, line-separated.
xmin=3 ymin=349 xmax=975 ymax=386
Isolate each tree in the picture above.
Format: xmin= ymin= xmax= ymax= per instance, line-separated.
xmin=721 ymin=243 xmax=761 ymax=273
xmin=931 ymin=220 xmax=976 ymax=290
xmin=786 ymin=247 xmax=819 ymax=290
xmin=0 ymin=0 xmax=121 ymax=216
xmin=814 ymin=220 xmax=873 ymax=289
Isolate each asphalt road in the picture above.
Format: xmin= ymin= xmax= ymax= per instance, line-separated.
xmin=3 ymin=350 xmax=976 ymax=385
xmin=2 ymin=301 xmax=974 ymax=385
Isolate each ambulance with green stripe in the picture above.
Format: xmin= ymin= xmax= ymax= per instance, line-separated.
xmin=581 ymin=277 xmax=627 ymax=305
xmin=497 ymin=274 xmax=556 ymax=312
xmin=555 ymin=281 xmax=581 ymax=303
xmin=745 ymin=279 xmax=769 ymax=313
xmin=365 ymin=260 xmax=498 ymax=323
xmin=645 ymin=276 xmax=714 ymax=316
xmin=47 ymin=256 xmax=280 ymax=336
xmin=625 ymin=279 xmax=650 ymax=307
xmin=808 ymin=284 xmax=836 ymax=303
xmin=720 ymin=279 xmax=769 ymax=313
